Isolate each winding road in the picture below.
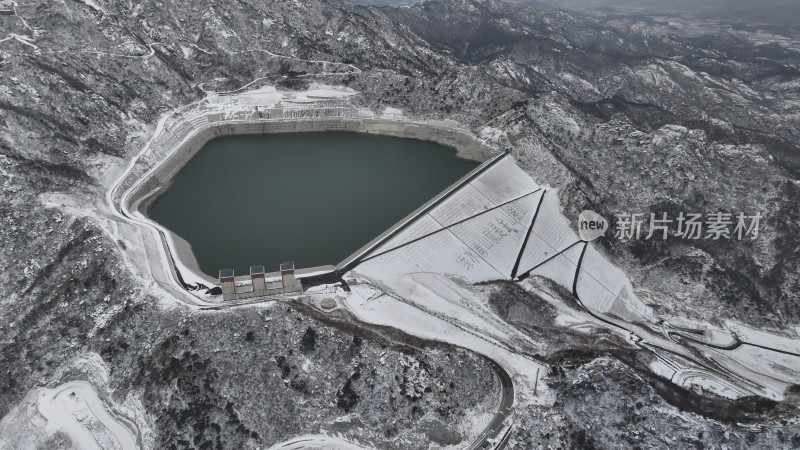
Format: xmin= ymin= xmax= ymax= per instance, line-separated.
xmin=466 ymin=358 xmax=515 ymax=450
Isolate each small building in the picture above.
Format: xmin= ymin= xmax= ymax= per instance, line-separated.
xmin=280 ymin=261 xmax=295 ymax=283
xmin=250 ymin=265 xmax=266 ymax=292
xmin=280 ymin=261 xmax=302 ymax=293
xmin=219 ymin=269 xmax=236 ymax=296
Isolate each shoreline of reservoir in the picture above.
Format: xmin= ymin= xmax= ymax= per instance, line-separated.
xmin=115 ymin=90 xmax=500 ymax=293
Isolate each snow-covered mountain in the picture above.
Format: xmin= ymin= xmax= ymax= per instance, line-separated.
xmin=1 ymin=0 xmax=800 ymax=448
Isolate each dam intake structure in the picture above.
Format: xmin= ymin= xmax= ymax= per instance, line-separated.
xmin=219 ymin=262 xmax=302 ymax=301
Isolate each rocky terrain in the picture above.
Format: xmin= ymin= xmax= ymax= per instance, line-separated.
xmin=530 ymin=0 xmax=800 ymax=29
xmin=102 ymin=302 xmax=500 ymax=449
xmin=374 ymin=0 xmax=800 ymax=328
xmin=2 ymin=0 xmax=800 ymax=448
xmin=0 ymin=200 xmax=498 ymax=449
xmin=487 ymin=281 xmax=800 ymax=448
xmin=508 ymin=356 xmax=799 ymax=449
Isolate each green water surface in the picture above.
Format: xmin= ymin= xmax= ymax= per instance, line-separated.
xmin=148 ymin=132 xmax=479 ymax=277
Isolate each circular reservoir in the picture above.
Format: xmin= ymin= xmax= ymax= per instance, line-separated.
xmin=147 ymin=132 xmax=480 ymax=277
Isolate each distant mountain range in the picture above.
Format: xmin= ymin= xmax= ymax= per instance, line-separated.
xmin=352 ymin=0 xmax=800 ymax=28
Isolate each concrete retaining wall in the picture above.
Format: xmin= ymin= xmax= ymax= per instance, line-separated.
xmin=127 ymin=118 xmax=493 ymax=204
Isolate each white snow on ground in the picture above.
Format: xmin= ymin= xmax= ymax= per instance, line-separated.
xmin=73 ymin=0 xmax=107 ymax=14
xmin=429 ymin=184 xmax=494 ymax=227
xmin=283 ymin=85 xmax=358 ymax=103
xmin=357 ymin=226 xmax=505 ymax=282
xmin=702 ymin=328 xmax=739 ymax=347
xmin=375 ymin=214 xmax=445 ymax=254
xmin=696 ymin=351 xmax=788 ymax=400
xmin=664 ymin=315 xmax=707 ymax=331
xmin=726 ymin=345 xmax=800 ymax=385
xmin=304 ymin=283 xmax=342 ymax=294
xmin=447 ymin=402 xmax=498 ymax=450
xmin=0 ymin=354 xmax=146 ymax=450
xmin=381 ymin=107 xmax=404 ymax=118
xmin=266 ymin=433 xmax=371 ymax=450
xmin=447 ymin=193 xmax=540 ymax=276
xmin=0 ymin=389 xmax=48 ymax=449
xmin=478 ymin=126 xmax=506 ymax=145
xmin=672 ymin=370 xmax=750 ymax=400
xmin=664 ymin=321 xmax=739 ymax=348
xmin=35 ymin=381 xmax=137 ymax=450
xmin=527 ymin=275 xmax=800 ymax=401
xmin=228 ymin=85 xmax=284 ymax=106
xmin=469 ymin=156 xmax=541 ymax=205
xmin=649 ymin=358 xmax=677 ymax=380
xmin=578 ymin=245 xmax=656 ymax=322
xmin=524 ymin=278 xmax=765 ymax=400
xmin=387 ymin=273 xmax=516 ymax=341
xmin=516 ymin=190 xmax=580 ymax=275
xmin=725 ymin=320 xmax=800 ymax=354
xmin=342 ymin=282 xmax=546 ymax=399
xmin=528 ymin=244 xmax=583 ymax=290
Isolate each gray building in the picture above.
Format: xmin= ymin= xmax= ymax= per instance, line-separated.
xmin=218 ymin=262 xmax=303 ymax=301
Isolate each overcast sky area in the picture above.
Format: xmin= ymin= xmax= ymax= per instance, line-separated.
xmin=352 ymin=0 xmax=800 ymax=28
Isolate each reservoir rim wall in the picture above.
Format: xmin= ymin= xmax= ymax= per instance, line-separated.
xmin=122 ymin=116 xmax=500 ymax=286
